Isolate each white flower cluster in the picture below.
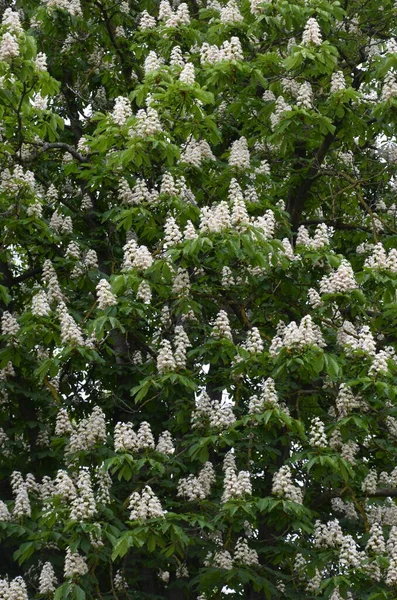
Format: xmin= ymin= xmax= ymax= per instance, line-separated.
xmin=330 ymin=71 xmax=346 ymax=93
xmin=269 ymin=96 xmax=292 ymax=129
xmin=122 ymin=239 xmax=153 ymax=271
xmin=366 ymin=497 xmax=397 ymax=527
xmin=381 ymin=71 xmax=397 ymax=102
xmin=386 ymin=415 xmax=397 ymax=439
xmin=114 ymin=420 xmax=174 ymax=454
xmin=96 ymin=279 xmax=117 ymax=310
xmin=211 ymin=310 xmax=233 ymax=341
xmin=308 ymin=417 xmax=327 ymax=448
xmin=199 ymin=201 xmax=231 ymax=232
xmin=220 ymin=267 xmax=234 ymax=288
xmin=70 ymin=467 xmax=96 ymax=521
xmin=370 ymin=346 xmax=397 ymax=375
xmin=200 ymin=37 xmax=243 ymax=64
xmin=366 ymin=522 xmax=386 ymax=554
xmin=174 ymin=325 xmax=192 ymax=369
xmin=156 ymin=339 xmax=175 ymax=374
xmin=331 ymin=497 xmax=358 ymax=520
xmin=172 ymin=267 xmax=191 ymax=298
xmin=144 ymin=50 xmax=162 ymax=73
xmin=222 ymin=453 xmax=252 ymax=502
xmin=234 ymin=537 xmax=259 ymax=565
xmin=0 ymin=32 xmax=19 ymax=61
xmin=164 ymin=216 xmax=182 ymax=247
xmin=128 ymin=486 xmax=164 ymax=520
xmin=170 ymin=45 xmax=184 ymax=67
xmin=230 ymin=184 xmax=250 ymax=226
xmin=64 ymin=548 xmax=88 ymax=578
xmin=205 ymin=538 xmax=259 ymax=569
xmin=314 ymin=518 xmax=344 ymax=548
xmin=248 ymin=378 xmax=280 ymax=414
xmin=0 ymin=500 xmax=11 ymax=521
xmin=272 ymin=465 xmax=303 ymax=503
xmin=177 ymin=462 xmax=216 ymax=500
xmin=39 ymin=562 xmax=57 ymax=594
xmin=133 ymin=106 xmax=162 ymax=137
xmin=158 ymin=1 xmax=190 ymax=27
xmin=228 ymin=137 xmax=250 ymax=169
xmin=1 ymin=311 xmax=19 ymax=339
xmin=337 ymin=321 xmax=376 ymax=356
xmin=179 ymin=62 xmax=195 ymax=84
xmin=0 ymin=577 xmax=28 ymax=600
xmin=55 ymin=469 xmax=76 ymax=501
xmin=42 ymin=259 xmax=63 ymax=304
xmin=296 ymin=82 xmax=313 ymax=109
xmin=45 ymin=0 xmax=82 ymax=16
xmin=191 ymin=390 xmax=236 ymax=430
xmin=335 ymin=383 xmax=364 ymax=418
xmin=302 ymin=17 xmax=322 ymax=45
xmin=156 ymin=430 xmax=175 ymax=455
xmin=66 ymin=406 xmax=107 ymax=454
xmin=269 ymin=315 xmax=325 ymax=356
xmin=119 ymin=178 xmax=159 ymax=205
xmin=364 ymin=242 xmax=397 ymax=272
xmin=205 ymin=549 xmax=233 ymax=570
xmin=137 ymin=281 xmax=152 ymax=304
xmin=1 ymin=166 xmax=35 ymax=193
xmin=139 ymin=10 xmax=156 ymax=29
xmin=362 ymin=469 xmax=378 ymax=494
xmin=57 ymin=301 xmax=85 ymax=346
xmin=2 ymin=8 xmax=23 ymax=33
xmin=319 ymin=259 xmax=358 ymax=294
xmin=386 ymin=525 xmax=397 ymax=585
xmin=244 ymin=327 xmax=264 ymax=354
xmin=339 ymin=534 xmax=363 ymax=569
xmin=111 ymin=96 xmax=132 ymax=125
xmin=180 ymin=138 xmax=215 ymax=167
xmin=307 ymin=288 xmax=322 ymax=308
xmin=114 ymin=570 xmax=128 ymax=591
xmin=49 ymin=209 xmax=73 ymax=234
xmin=249 ymin=0 xmax=266 ymax=14
xmin=55 ymin=407 xmax=73 ymax=436
xmin=295 ymin=223 xmax=334 ymax=249
xmin=220 ymin=0 xmax=243 ymax=24
xmin=306 ymin=568 xmax=322 ymax=592
xmin=12 ymin=472 xmax=31 ymax=518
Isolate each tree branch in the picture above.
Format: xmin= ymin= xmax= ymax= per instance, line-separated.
xmin=29 ymin=141 xmax=88 ymax=163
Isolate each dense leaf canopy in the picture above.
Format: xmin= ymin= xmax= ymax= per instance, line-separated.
xmin=1 ymin=0 xmax=397 ymax=598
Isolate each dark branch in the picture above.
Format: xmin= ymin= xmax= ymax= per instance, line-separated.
xmin=29 ymin=141 xmax=88 ymax=163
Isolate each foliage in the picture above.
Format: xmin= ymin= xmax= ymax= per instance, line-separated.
xmin=0 ymin=0 xmax=397 ymax=599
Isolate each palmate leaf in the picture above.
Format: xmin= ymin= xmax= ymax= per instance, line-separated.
xmin=0 ymin=0 xmax=396 ymax=598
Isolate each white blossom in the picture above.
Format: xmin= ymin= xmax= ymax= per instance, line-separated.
xmin=220 ymin=0 xmax=243 ymax=24
xmin=228 ymin=137 xmax=250 ymax=169
xmin=64 ymin=548 xmax=88 ymax=578
xmin=211 ymin=310 xmax=233 ymax=341
xmin=128 ymin=486 xmax=164 ymax=520
xmin=0 ymin=33 xmax=19 ymax=61
xmin=96 ymin=279 xmax=117 ymax=310
xmin=156 ymin=430 xmax=175 ymax=454
xmin=330 ymin=71 xmax=346 ymax=93
xmin=112 ymin=96 xmax=132 ymax=125
xmin=308 ymin=417 xmax=327 ymax=448
xmin=70 ymin=467 xmax=96 ymax=521
xmin=39 ymin=562 xmax=57 ymax=594
xmin=234 ymin=538 xmax=259 ymax=566
xmin=272 ymin=465 xmax=303 ymax=503
xmin=319 ymin=259 xmax=358 ymax=294
xmin=302 ymin=17 xmax=322 ymax=45
xmin=179 ymin=62 xmax=195 ymax=84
